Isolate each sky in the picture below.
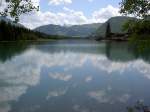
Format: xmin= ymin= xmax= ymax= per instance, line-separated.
xmin=1 ymin=0 xmax=122 ymax=29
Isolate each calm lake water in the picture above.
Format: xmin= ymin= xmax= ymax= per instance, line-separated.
xmin=0 ymin=40 xmax=150 ymax=112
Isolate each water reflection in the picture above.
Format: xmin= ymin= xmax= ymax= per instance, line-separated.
xmin=0 ymin=42 xmax=28 ymax=62
xmin=0 ymin=40 xmax=150 ymax=112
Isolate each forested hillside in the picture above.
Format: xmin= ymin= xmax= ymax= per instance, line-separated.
xmin=0 ymin=20 xmax=67 ymax=41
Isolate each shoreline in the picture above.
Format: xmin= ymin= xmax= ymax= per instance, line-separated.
xmin=0 ymin=38 xmax=129 ymax=43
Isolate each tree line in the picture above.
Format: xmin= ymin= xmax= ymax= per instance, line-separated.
xmin=120 ymin=0 xmax=150 ymax=39
xmin=0 ymin=20 xmax=68 ymax=41
xmin=0 ymin=20 xmax=44 ymax=41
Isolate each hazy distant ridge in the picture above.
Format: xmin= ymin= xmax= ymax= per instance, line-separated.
xmin=34 ymin=23 xmax=102 ymax=38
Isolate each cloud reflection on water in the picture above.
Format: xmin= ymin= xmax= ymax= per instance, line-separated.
xmin=49 ymin=73 xmax=72 ymax=81
xmin=0 ymin=48 xmax=150 ymax=112
xmin=88 ymin=90 xmax=131 ymax=104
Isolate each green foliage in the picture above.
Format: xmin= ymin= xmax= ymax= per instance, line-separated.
xmin=0 ymin=0 xmax=39 ymax=22
xmin=120 ymin=0 xmax=150 ymax=51
xmin=0 ymin=20 xmax=35 ymax=40
xmin=123 ymin=19 xmax=150 ymax=37
xmin=123 ymin=20 xmax=150 ymax=52
xmin=120 ymin=0 xmax=150 ymax=49
xmin=120 ymin=0 xmax=150 ymax=18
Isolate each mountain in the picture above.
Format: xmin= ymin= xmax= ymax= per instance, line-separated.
xmin=34 ymin=23 xmax=102 ymax=38
xmin=93 ymin=16 xmax=136 ymax=39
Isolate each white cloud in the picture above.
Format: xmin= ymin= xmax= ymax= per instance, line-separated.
xmin=92 ymin=5 xmax=120 ymax=23
xmin=0 ymin=0 xmax=120 ymax=29
xmin=19 ymin=5 xmax=120 ymax=29
xmin=48 ymin=0 xmax=93 ymax=5
xmin=0 ymin=0 xmax=8 ymax=12
xmin=48 ymin=0 xmax=72 ymax=5
xmin=31 ymin=0 xmax=40 ymax=6
xmin=20 ymin=7 xmax=88 ymax=29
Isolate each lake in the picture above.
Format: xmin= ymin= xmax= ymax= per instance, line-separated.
xmin=0 ymin=40 xmax=150 ymax=112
